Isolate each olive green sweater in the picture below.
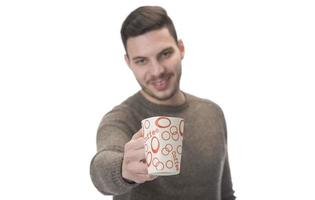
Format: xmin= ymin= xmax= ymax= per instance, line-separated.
xmin=90 ymin=91 xmax=236 ymax=200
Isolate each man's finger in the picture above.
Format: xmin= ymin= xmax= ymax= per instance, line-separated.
xmin=134 ymin=174 xmax=157 ymax=183
xmin=132 ymin=137 xmax=145 ymax=150
xmin=147 ymin=174 xmax=158 ymax=181
xmin=128 ymin=161 xmax=148 ymax=175
xmin=132 ymin=129 xmax=143 ymax=140
xmin=126 ymin=148 xmax=146 ymax=161
xmin=124 ymin=137 xmax=144 ymax=152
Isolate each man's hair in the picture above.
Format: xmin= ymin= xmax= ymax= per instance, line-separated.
xmin=120 ymin=6 xmax=178 ymax=52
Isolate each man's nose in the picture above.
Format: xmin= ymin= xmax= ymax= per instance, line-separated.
xmin=150 ymin=60 xmax=165 ymax=77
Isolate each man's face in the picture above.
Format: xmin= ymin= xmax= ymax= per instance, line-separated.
xmin=125 ymin=27 xmax=185 ymax=104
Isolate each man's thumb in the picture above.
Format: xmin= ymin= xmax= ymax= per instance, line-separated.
xmin=132 ymin=128 xmax=143 ymax=140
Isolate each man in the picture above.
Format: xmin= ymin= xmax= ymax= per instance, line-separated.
xmin=90 ymin=6 xmax=236 ymax=200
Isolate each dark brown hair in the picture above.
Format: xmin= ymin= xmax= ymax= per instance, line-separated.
xmin=120 ymin=6 xmax=178 ymax=52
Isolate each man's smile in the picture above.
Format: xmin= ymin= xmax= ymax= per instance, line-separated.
xmin=150 ymin=75 xmax=171 ymax=91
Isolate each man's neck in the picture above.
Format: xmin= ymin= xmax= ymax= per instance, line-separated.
xmin=140 ymin=90 xmax=186 ymax=106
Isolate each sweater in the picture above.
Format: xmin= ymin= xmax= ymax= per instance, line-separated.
xmin=90 ymin=91 xmax=236 ymax=200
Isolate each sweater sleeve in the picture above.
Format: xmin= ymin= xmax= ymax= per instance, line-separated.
xmin=90 ymin=108 xmax=139 ymax=195
xmin=221 ymin=154 xmax=236 ymax=200
xmin=218 ymin=106 xmax=236 ymax=200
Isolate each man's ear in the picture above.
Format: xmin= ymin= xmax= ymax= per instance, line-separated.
xmin=178 ymin=39 xmax=185 ymax=60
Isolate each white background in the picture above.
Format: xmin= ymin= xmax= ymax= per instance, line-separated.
xmin=1 ymin=0 xmax=314 ymax=199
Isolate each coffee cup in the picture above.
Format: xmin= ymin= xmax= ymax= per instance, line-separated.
xmin=141 ymin=116 xmax=184 ymax=176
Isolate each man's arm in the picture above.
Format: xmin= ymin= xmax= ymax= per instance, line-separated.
xmin=218 ymin=106 xmax=236 ymax=200
xmin=90 ymin=123 xmax=138 ymax=195
xmin=90 ymin=109 xmax=156 ymax=195
xmin=221 ymin=154 xmax=236 ymax=200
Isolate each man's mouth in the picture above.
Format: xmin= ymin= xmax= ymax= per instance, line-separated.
xmin=151 ymin=76 xmax=171 ymax=91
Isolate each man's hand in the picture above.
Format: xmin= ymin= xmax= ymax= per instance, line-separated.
xmin=122 ymin=129 xmax=157 ymax=183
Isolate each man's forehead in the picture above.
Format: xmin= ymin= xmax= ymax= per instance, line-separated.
xmin=126 ymin=28 xmax=177 ymax=58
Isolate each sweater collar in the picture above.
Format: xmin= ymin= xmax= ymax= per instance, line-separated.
xmin=136 ymin=91 xmax=189 ymax=114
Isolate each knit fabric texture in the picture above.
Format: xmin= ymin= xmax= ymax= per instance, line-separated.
xmin=90 ymin=91 xmax=236 ymax=200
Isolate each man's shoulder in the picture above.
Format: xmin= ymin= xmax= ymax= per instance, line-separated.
xmin=107 ymin=92 xmax=140 ymax=115
xmin=185 ymin=92 xmax=226 ymax=120
xmin=185 ymin=92 xmax=222 ymax=110
xmin=98 ymin=92 xmax=141 ymax=129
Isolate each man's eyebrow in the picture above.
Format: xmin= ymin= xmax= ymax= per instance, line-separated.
xmin=131 ymin=47 xmax=174 ymax=61
xmin=132 ymin=56 xmax=146 ymax=61
xmin=157 ymin=47 xmax=174 ymax=57
xmin=158 ymin=47 xmax=174 ymax=55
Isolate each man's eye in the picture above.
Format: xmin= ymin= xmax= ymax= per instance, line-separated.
xmin=163 ymin=52 xmax=170 ymax=57
xmin=161 ymin=51 xmax=172 ymax=59
xmin=135 ymin=59 xmax=147 ymax=65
